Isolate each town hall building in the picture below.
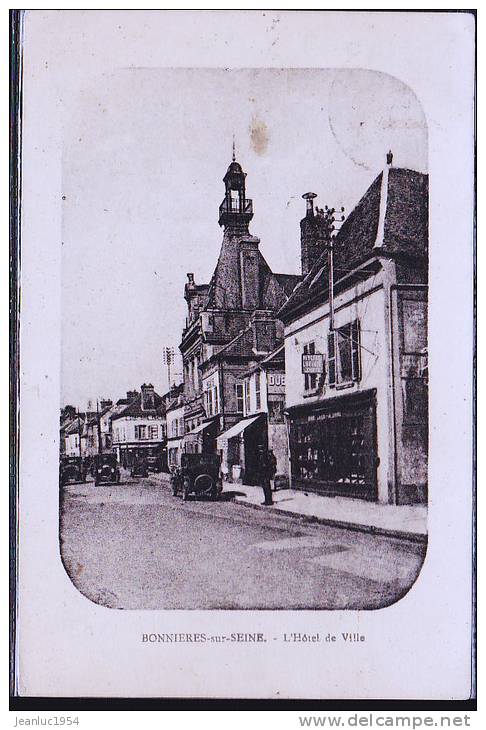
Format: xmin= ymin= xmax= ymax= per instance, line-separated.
xmin=179 ymin=152 xmax=300 ymax=479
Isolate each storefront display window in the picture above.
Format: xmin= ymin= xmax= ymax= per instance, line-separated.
xmin=289 ymin=391 xmax=377 ymax=500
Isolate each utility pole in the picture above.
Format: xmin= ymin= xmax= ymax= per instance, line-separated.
xmin=322 ymin=206 xmax=345 ymax=332
xmin=96 ymin=400 xmax=103 ymax=454
xmin=163 ymin=346 xmax=175 ymax=391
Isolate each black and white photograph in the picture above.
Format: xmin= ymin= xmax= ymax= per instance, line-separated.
xmin=59 ymin=67 xmax=429 ymax=611
xmin=13 ymin=10 xmax=474 ymax=701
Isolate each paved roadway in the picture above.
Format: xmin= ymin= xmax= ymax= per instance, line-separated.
xmin=59 ymin=475 xmax=426 ymax=610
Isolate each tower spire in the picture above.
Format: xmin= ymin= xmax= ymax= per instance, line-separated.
xmin=232 ymin=135 xmax=236 ymax=162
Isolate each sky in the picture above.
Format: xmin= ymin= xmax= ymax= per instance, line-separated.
xmin=61 ymin=67 xmax=427 ymax=410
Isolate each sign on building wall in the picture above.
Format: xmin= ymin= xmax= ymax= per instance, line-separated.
xmin=302 ymin=353 xmax=324 ymax=373
xmin=267 ymin=372 xmax=285 ymax=395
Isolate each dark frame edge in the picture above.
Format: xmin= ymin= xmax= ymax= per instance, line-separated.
xmin=10 ymin=7 xmax=24 ymax=701
xmin=8 ymin=698 xmax=478 ymax=712
xmin=8 ymin=9 xmax=477 ymax=707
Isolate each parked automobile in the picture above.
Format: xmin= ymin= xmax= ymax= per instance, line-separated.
xmin=176 ymin=453 xmax=222 ymax=501
xmin=131 ymin=456 xmax=149 ymax=479
xmin=146 ymin=454 xmax=162 ymax=473
xmin=94 ymin=453 xmax=120 ymax=486
xmin=60 ymin=456 xmax=86 ymax=485
xmin=83 ymin=455 xmax=94 ymax=478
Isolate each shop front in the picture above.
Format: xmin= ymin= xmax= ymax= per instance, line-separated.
xmin=183 ymin=417 xmax=219 ymax=455
xmin=287 ymin=389 xmax=378 ymax=501
xmin=216 ymin=414 xmax=267 ymax=484
xmin=116 ymin=442 xmax=167 ymax=471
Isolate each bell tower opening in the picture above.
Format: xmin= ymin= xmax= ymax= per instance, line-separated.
xmin=230 ymin=188 xmax=240 ymax=212
xmin=218 ymin=151 xmax=254 ymax=232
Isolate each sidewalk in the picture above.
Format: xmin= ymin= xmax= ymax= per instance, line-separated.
xmin=147 ymin=471 xmax=427 ymax=542
xmin=225 ymin=482 xmax=427 ymax=542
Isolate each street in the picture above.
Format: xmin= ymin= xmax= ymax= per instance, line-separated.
xmin=60 ymin=475 xmax=426 ymax=610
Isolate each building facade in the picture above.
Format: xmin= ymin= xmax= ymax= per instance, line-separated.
xmin=60 ymin=406 xmax=77 ymax=457
xmin=216 ymin=344 xmax=289 ymax=484
xmin=84 ymin=399 xmax=114 ymax=459
xmin=279 ymin=156 xmax=428 ymax=505
xmin=179 ymin=154 xmax=300 ymax=458
xmin=111 ymin=384 xmax=167 ymax=469
xmin=165 ymin=384 xmax=185 ymax=468
xmin=63 ymin=414 xmax=86 ymax=457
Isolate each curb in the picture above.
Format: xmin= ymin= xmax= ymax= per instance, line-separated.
xmin=233 ymin=496 xmax=428 ymax=545
xmin=145 ymin=474 xmax=427 ymax=545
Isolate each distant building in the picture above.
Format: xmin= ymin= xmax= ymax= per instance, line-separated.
xmin=279 ymin=155 xmax=428 ymax=505
xmin=179 ymin=154 xmax=301 ymax=456
xmin=217 ymin=343 xmax=288 ymax=484
xmin=165 ymin=383 xmax=185 ymax=468
xmin=111 ymin=384 xmax=167 ymax=468
xmin=63 ymin=414 xmax=86 ymax=457
xmin=84 ymin=399 xmax=114 ymax=458
xmin=60 ymin=406 xmax=77 ymax=456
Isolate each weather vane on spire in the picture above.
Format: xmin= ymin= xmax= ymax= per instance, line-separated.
xmin=232 ymin=135 xmax=236 ymax=162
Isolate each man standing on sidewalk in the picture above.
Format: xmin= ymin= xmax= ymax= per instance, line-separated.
xmin=258 ymin=445 xmax=274 ymax=506
xmin=268 ymin=449 xmax=278 ymax=492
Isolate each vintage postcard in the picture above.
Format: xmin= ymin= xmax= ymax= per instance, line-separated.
xmin=13 ymin=10 xmax=475 ymax=700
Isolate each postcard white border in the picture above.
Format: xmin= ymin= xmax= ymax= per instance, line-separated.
xmin=17 ymin=9 xmax=475 ymax=699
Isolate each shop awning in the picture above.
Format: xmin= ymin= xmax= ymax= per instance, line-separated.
xmin=185 ymin=418 xmax=217 ymax=438
xmin=216 ymin=414 xmax=263 ymax=449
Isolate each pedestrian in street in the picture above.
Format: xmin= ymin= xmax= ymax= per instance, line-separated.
xmin=258 ymin=445 xmax=274 ymax=506
xmin=268 ymin=449 xmax=278 ymax=492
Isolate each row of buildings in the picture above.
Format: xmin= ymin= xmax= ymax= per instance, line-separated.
xmin=60 ymin=385 xmax=168 ymax=469
xmin=61 ymin=149 xmax=428 ymax=506
xmin=173 ymin=150 xmax=428 ymax=505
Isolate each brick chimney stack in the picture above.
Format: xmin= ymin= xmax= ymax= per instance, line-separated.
xmin=141 ymin=383 xmax=155 ymax=410
xmin=300 ymin=192 xmax=326 ymax=276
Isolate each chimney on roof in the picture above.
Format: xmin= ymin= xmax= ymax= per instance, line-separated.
xmin=250 ymin=310 xmax=281 ymax=353
xmin=141 ymin=383 xmax=155 ymax=410
xmin=239 ymin=235 xmax=261 ymax=310
xmin=387 ymin=150 xmax=393 ymax=167
xmin=126 ymin=390 xmax=139 ymax=401
xmin=303 ymin=192 xmax=317 ymax=217
xmin=300 ymin=193 xmax=327 ymax=277
xmin=100 ymin=399 xmax=112 ymax=410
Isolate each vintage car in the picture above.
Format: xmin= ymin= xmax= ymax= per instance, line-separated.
xmin=94 ymin=453 xmax=121 ymax=486
xmin=146 ymin=454 xmax=163 ymax=473
xmin=131 ymin=455 xmax=149 ymax=479
xmin=174 ymin=453 xmax=223 ymax=501
xmin=60 ymin=456 xmax=86 ymax=485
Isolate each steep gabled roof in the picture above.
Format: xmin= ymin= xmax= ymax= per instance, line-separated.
xmin=86 ymin=404 xmax=113 ymax=427
xmin=111 ymin=391 xmax=166 ymax=420
xmin=164 ymin=383 xmax=185 ymax=413
xmin=279 ymin=167 xmax=428 ymax=322
xmin=205 ymin=231 xmax=301 ymax=313
xmin=64 ymin=416 xmax=84 ymax=435
xmin=274 ymin=273 xmax=302 ymax=297
xmin=213 ymin=326 xmax=254 ymax=359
